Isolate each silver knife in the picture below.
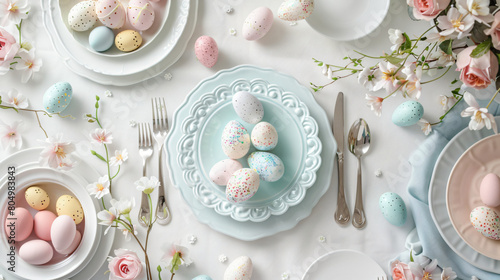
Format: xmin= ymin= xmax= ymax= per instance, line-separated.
xmin=333 ymin=92 xmax=350 ymax=225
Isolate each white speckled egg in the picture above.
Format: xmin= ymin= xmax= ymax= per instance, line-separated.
xmin=193 ymin=276 xmax=213 ymax=280
xmin=379 ymin=192 xmax=407 ymax=226
xmin=89 ymin=26 xmax=115 ymax=52
xmin=278 ymin=0 xmax=314 ymax=21
xmin=209 ymin=159 xmax=243 ymax=186
xmin=470 ymin=206 xmax=500 ymax=240
xmin=224 ymin=256 xmax=253 ymax=280
xmin=68 ymin=1 xmax=97 ymax=32
xmin=194 ymin=36 xmax=218 ymax=68
xmin=242 ymin=7 xmax=274 ymax=41
xmin=56 ymin=195 xmax=84 ymax=224
xmin=96 ymin=0 xmax=126 ymax=29
xmin=480 ymin=173 xmax=500 ymax=207
xmin=232 ymin=91 xmax=264 ymax=124
xmin=392 ymin=100 xmax=424 ymax=127
xmin=248 ymin=152 xmax=285 ymax=182
xmin=43 ymin=82 xmax=73 ymax=114
xmin=127 ymin=0 xmax=155 ymax=31
xmin=221 ymin=120 xmax=251 ymax=159
xmin=51 ymin=215 xmax=76 ymax=253
xmin=25 ymin=186 xmax=50 ymax=211
xmin=226 ymin=169 xmax=260 ymax=203
xmin=251 ymin=122 xmax=278 ymax=150
xmin=115 ymin=30 xmax=143 ymax=52
xmin=19 ymin=240 xmax=53 ymax=265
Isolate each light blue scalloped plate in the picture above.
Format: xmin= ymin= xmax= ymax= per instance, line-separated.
xmin=166 ymin=65 xmax=336 ymax=240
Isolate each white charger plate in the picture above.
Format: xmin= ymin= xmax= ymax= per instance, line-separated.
xmin=0 ymin=148 xmax=115 ymax=280
xmin=429 ymin=119 xmax=500 ymax=273
xmin=306 ymin=0 xmax=390 ymax=41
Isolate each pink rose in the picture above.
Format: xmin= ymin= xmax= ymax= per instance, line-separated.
xmin=409 ymin=0 xmax=450 ymax=21
xmin=485 ymin=12 xmax=500 ymax=50
xmin=391 ymin=260 xmax=414 ymax=280
xmin=0 ymin=28 xmax=20 ymax=69
xmin=456 ymin=46 xmax=499 ymax=89
xmin=108 ymin=249 xmax=144 ymax=280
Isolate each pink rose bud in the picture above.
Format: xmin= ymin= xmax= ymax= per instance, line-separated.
xmin=108 ymin=249 xmax=144 ymax=280
xmin=410 ymin=0 xmax=451 ymax=21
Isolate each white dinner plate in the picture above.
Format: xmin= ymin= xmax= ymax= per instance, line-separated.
xmin=302 ymin=250 xmax=387 ymax=280
xmin=429 ymin=118 xmax=500 ymax=273
xmin=306 ymin=0 xmax=390 ymax=41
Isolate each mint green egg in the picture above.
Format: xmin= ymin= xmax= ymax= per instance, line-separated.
xmin=43 ymin=82 xmax=73 ymax=114
xmin=192 ymin=276 xmax=213 ymax=280
xmin=391 ymin=100 xmax=423 ymax=127
xmin=379 ymin=192 xmax=407 ymax=226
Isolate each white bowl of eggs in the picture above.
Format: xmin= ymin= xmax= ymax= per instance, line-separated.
xmin=0 ymin=167 xmax=99 ymax=280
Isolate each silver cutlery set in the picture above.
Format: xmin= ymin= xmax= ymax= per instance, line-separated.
xmin=137 ymin=98 xmax=172 ymax=227
xmin=333 ymin=92 xmax=371 ymax=228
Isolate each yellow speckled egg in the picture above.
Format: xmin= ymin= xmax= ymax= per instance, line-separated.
xmin=56 ymin=195 xmax=84 ymax=224
xmin=25 ymin=186 xmax=50 ymax=211
xmin=115 ymin=30 xmax=142 ymax=52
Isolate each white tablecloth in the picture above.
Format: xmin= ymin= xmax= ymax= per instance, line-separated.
xmin=0 ymin=0 xmax=461 ymax=279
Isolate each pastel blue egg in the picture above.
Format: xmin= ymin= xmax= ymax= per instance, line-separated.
xmin=192 ymin=276 xmax=213 ymax=280
xmin=43 ymin=82 xmax=73 ymax=114
xmin=379 ymin=192 xmax=407 ymax=226
xmin=89 ymin=26 xmax=114 ymax=52
xmin=248 ymin=151 xmax=285 ymax=182
xmin=391 ymin=100 xmax=424 ymax=127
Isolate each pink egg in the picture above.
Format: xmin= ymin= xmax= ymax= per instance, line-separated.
xmin=19 ymin=240 xmax=54 ymax=265
xmin=4 ymin=207 xmax=33 ymax=242
xmin=480 ymin=173 xmax=500 ymax=207
xmin=51 ymin=215 xmax=76 ymax=252
xmin=242 ymin=7 xmax=273 ymax=41
xmin=127 ymin=0 xmax=155 ymax=31
xmin=34 ymin=210 xmax=57 ymax=241
xmin=209 ymin=159 xmax=243 ymax=186
xmin=226 ymin=168 xmax=260 ymax=203
xmin=58 ymin=231 xmax=81 ymax=255
xmin=96 ymin=0 xmax=126 ymax=29
xmin=194 ymin=35 xmax=218 ymax=68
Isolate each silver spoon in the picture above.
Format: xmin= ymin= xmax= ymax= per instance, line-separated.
xmin=348 ymin=118 xmax=371 ymax=229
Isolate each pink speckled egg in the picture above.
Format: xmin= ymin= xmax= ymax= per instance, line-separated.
xmin=221 ymin=120 xmax=251 ymax=159
xmin=96 ymin=0 xmax=126 ymax=29
xmin=277 ymin=0 xmax=314 ymax=21
xmin=242 ymin=7 xmax=274 ymax=41
xmin=127 ymin=0 xmax=155 ymax=31
xmin=209 ymin=159 xmax=243 ymax=186
xmin=226 ymin=168 xmax=260 ymax=203
xmin=224 ymin=256 xmax=253 ymax=280
xmin=4 ymin=207 xmax=33 ymax=242
xmin=470 ymin=206 xmax=500 ymax=240
xmin=251 ymin=122 xmax=278 ymax=150
xmin=194 ymin=35 xmax=218 ymax=68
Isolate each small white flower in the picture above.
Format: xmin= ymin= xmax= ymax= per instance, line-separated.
xmin=402 ymin=64 xmax=422 ymax=100
xmin=87 ymin=176 xmax=110 ymax=199
xmin=109 ymin=149 xmax=128 ymax=166
xmin=104 ymin=90 xmax=112 ymax=97
xmin=409 ymin=256 xmax=441 ymax=280
xmin=317 ymin=235 xmax=326 ymax=243
xmin=188 ymin=235 xmax=197 ymax=244
xmin=441 ymin=267 xmax=457 ymax=280
xmin=3 ymin=88 xmax=28 ymax=108
xmin=425 ymin=32 xmax=456 ymax=43
xmin=135 ymin=176 xmax=160 ymax=194
xmin=117 ymin=223 xmax=137 ymax=241
xmin=110 ymin=197 xmax=135 ymax=216
xmin=97 ymin=207 xmax=117 ymax=235
xmin=229 ymin=28 xmax=237 ymax=36
xmin=90 ymin=128 xmax=113 ymax=145
xmin=164 ymin=72 xmax=173 ymax=80
xmin=161 ymin=244 xmax=193 ymax=269
xmin=460 ymin=92 xmax=498 ymax=133
xmin=0 ymin=0 xmax=30 ymax=26
xmin=289 ymin=21 xmax=297 ymax=26
xmin=218 ymin=254 xmax=228 ymax=263
xmin=373 ymin=61 xmax=403 ymax=94
xmin=358 ymin=67 xmax=380 ymax=91
xmin=374 ymin=169 xmax=383 ymax=177
xmin=129 ymin=120 xmax=137 ymax=127
xmin=14 ymin=48 xmax=42 ymax=83
xmin=39 ymin=133 xmax=76 ymax=170
xmin=439 ymin=95 xmax=457 ymax=111
xmin=0 ymin=120 xmax=23 ymax=150
xmin=365 ymin=94 xmax=384 ymax=117
xmin=456 ymin=0 xmax=494 ymax=23
xmin=437 ymin=7 xmax=474 ymax=39
xmin=223 ymin=4 xmax=233 ymax=13
xmin=281 ymin=272 xmax=290 ymax=280
xmin=418 ymin=119 xmax=432 ymax=136
xmin=321 ymin=64 xmax=328 ymax=75
xmin=388 ymin=28 xmax=405 ymax=52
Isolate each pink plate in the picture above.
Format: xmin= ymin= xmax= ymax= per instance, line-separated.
xmin=447 ymin=134 xmax=500 ymax=260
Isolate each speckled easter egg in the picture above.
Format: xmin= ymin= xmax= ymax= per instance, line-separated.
xmin=392 ymin=100 xmax=424 ymax=127
xmin=480 ymin=173 xmax=500 ymax=207
xmin=226 ymin=169 xmax=260 ymax=203
xmin=221 ymin=120 xmax=251 ymax=159
xmin=68 ymin=1 xmax=97 ymax=32
xmin=232 ymin=91 xmax=264 ymax=124
xmin=127 ymin=0 xmax=155 ymax=31
xmin=224 ymin=256 xmax=253 ymax=280
xmin=193 ymin=276 xmax=213 ymax=280
xmin=209 ymin=159 xmax=243 ymax=186
xmin=56 ymin=195 xmax=84 ymax=224
xmin=43 ymin=82 xmax=73 ymax=114
xmin=379 ymin=192 xmax=407 ymax=226
xmin=96 ymin=0 xmax=126 ymax=29
xmin=248 ymin=152 xmax=285 ymax=182
xmin=115 ymin=30 xmax=143 ymax=52
xmin=242 ymin=7 xmax=273 ymax=41
xmin=251 ymin=122 xmax=278 ymax=150
xmin=194 ymin=35 xmax=218 ymax=68
xmin=89 ymin=26 xmax=115 ymax=52
xmin=278 ymin=0 xmax=314 ymax=21
xmin=25 ymin=186 xmax=50 ymax=211
xmin=470 ymin=206 xmax=500 ymax=240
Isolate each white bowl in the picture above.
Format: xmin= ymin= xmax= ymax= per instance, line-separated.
xmin=0 ymin=167 xmax=100 ymax=280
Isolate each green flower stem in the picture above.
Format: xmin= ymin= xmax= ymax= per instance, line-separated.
xmin=111 ymin=165 xmax=121 ymax=180
xmin=396 ymin=24 xmax=437 ymax=74
xmin=34 ymin=111 xmax=48 ymax=138
xmin=383 ymin=82 xmax=406 ymax=100
xmin=16 ymin=20 xmax=22 ymax=46
xmin=421 ymin=66 xmax=452 ymax=84
xmin=431 ymin=95 xmax=464 ymax=126
xmin=119 ymin=219 xmax=152 ymax=280
xmin=170 ymin=273 xmax=175 ymax=280
xmin=101 ymin=197 xmax=106 ymax=210
xmin=486 ymin=87 xmax=500 ymax=109
xmin=103 ymin=144 xmax=112 ymax=195
xmin=353 ymin=50 xmax=385 ymax=59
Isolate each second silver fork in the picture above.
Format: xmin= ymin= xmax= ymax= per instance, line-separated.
xmin=138 ymin=123 xmax=153 ymax=227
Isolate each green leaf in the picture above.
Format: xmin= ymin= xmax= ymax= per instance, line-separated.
xmin=91 ymin=150 xmax=107 ymax=162
xmin=439 ymin=39 xmax=453 ymax=55
xmin=317 ymin=62 xmax=323 ymax=66
xmin=471 ymin=39 xmax=492 ymax=58
xmin=410 ymin=250 xmax=414 ymax=262
xmin=0 ymin=105 xmax=18 ymax=112
xmin=385 ymin=55 xmax=404 ymax=65
xmin=451 ymin=79 xmax=458 ymax=84
xmin=401 ymin=33 xmax=412 ymax=51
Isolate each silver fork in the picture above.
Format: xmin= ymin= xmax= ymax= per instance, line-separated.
xmin=151 ymin=98 xmax=172 ymax=225
xmin=138 ymin=123 xmax=154 ymax=227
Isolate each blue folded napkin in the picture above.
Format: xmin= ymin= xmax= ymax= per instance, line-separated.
xmin=396 ymin=99 xmax=500 ymax=279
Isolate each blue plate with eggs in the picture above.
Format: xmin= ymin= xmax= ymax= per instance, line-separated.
xmin=166 ymin=65 xmax=336 ymax=240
